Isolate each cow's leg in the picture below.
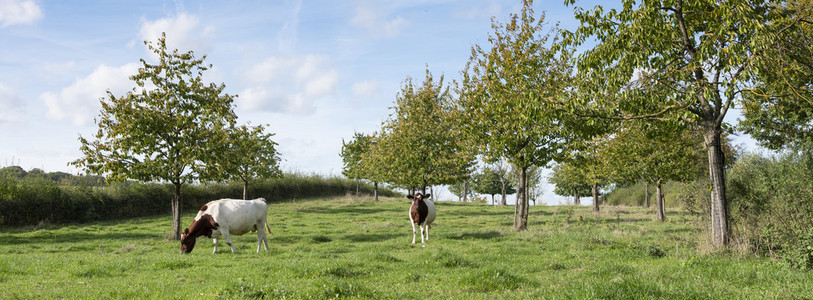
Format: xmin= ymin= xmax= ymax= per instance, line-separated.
xmin=260 ymin=235 xmax=269 ymax=252
xmin=225 ymin=235 xmax=236 ymax=253
xmin=256 ymin=223 xmax=269 ymax=253
xmin=218 ymin=228 xmax=236 ymax=253
xmin=420 ymin=224 xmax=426 ymax=245
xmin=212 ymin=238 xmax=219 ymax=254
xmin=411 ymin=220 xmax=417 ymax=244
xmin=426 ymin=224 xmax=430 ymax=241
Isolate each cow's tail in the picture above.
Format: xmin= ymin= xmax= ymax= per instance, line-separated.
xmin=265 ymin=222 xmax=273 ymax=235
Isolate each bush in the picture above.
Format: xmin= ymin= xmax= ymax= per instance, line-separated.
xmin=605 ymin=181 xmax=704 ymax=210
xmin=0 ymin=172 xmax=396 ymax=227
xmin=727 ymin=150 xmax=813 ymax=268
xmin=784 ymin=229 xmax=813 ymax=271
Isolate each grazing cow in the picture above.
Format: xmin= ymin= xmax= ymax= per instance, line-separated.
xmin=180 ymin=198 xmax=271 ymax=254
xmin=408 ymin=192 xmax=436 ymax=245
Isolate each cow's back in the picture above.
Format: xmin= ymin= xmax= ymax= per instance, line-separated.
xmin=196 ymin=199 xmax=268 ymax=236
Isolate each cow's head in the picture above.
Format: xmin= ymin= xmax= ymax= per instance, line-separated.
xmin=407 ymin=193 xmax=431 ymax=202
xmin=180 ymin=214 xmax=218 ymax=254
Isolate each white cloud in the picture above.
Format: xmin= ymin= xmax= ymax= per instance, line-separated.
xmin=351 ymin=80 xmax=380 ymax=99
xmin=41 ymin=63 xmax=140 ymax=127
xmin=138 ymin=13 xmax=214 ymax=56
xmin=351 ymin=2 xmax=409 ymax=38
xmin=238 ymin=55 xmax=338 ymax=115
xmin=0 ymin=83 xmax=25 ymax=124
xmin=0 ymin=0 xmax=43 ymax=27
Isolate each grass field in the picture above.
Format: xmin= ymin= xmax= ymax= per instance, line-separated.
xmin=1 ymin=196 xmax=811 ymax=299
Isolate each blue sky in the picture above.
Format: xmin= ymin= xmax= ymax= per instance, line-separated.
xmin=0 ymin=0 xmax=758 ymax=204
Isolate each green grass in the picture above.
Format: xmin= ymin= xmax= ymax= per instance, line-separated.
xmin=1 ymin=196 xmax=810 ymax=299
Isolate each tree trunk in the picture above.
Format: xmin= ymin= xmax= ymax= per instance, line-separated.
xmin=592 ymin=183 xmax=599 ymax=213
xmin=374 ymin=182 xmax=379 ymax=201
xmin=171 ymin=182 xmax=182 ymax=240
xmin=573 ymin=188 xmax=580 ymax=206
xmin=500 ymin=180 xmax=507 ymax=206
xmin=704 ymin=125 xmax=729 ymax=247
xmin=243 ymin=179 xmax=249 ymax=200
xmin=644 ymin=181 xmax=651 ymax=208
xmin=463 ymin=181 xmax=469 ymax=202
xmin=355 ymin=179 xmax=360 ymax=196
xmin=514 ymin=196 xmax=520 ymax=225
xmin=515 ymin=166 xmax=529 ymax=231
xmin=491 ymin=194 xmax=495 ymax=205
xmin=656 ymin=179 xmax=665 ymax=222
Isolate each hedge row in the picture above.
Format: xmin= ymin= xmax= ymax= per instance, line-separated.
xmin=0 ymin=173 xmax=395 ymax=227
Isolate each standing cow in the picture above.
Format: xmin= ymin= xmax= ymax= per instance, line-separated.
xmin=408 ymin=192 xmax=436 ymax=245
xmin=180 ymin=198 xmax=271 ymax=254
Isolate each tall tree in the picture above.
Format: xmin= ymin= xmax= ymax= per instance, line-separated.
xmin=458 ymin=0 xmax=582 ymax=230
xmin=599 ymin=120 xmax=705 ymax=221
xmin=360 ymin=132 xmax=389 ymax=201
xmin=375 ymin=70 xmax=475 ymax=192
xmin=740 ymin=0 xmax=813 ymax=149
xmin=491 ymin=159 xmax=513 ymax=206
xmin=548 ymin=162 xmax=592 ymax=205
xmin=472 ymin=166 xmax=516 ymax=205
xmin=340 ymin=132 xmax=374 ymax=195
xmin=555 ymin=135 xmax=612 ymax=212
xmin=525 ymin=165 xmax=544 ymax=206
xmin=71 ymin=34 xmax=237 ymax=240
xmin=564 ymin=0 xmax=800 ymax=247
xmin=207 ymin=123 xmax=281 ymax=200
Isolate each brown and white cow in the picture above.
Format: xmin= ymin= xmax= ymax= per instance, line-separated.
xmin=408 ymin=192 xmax=436 ymax=245
xmin=180 ymin=198 xmax=271 ymax=254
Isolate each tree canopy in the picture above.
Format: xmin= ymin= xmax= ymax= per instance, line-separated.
xmin=740 ymin=0 xmax=813 ymax=150
xmin=72 ymin=33 xmax=239 ymax=240
xmin=457 ymin=0 xmax=582 ymax=230
xmin=374 ymin=70 xmax=475 ymax=192
xmin=340 ymin=132 xmax=374 ymax=183
xmin=563 ymin=0 xmax=806 ymax=248
xmin=207 ymin=123 xmax=282 ymax=200
xmin=472 ymin=166 xmax=516 ymax=205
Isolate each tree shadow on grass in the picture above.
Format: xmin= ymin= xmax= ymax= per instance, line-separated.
xmin=452 ymin=209 xmax=516 ymax=217
xmin=2 ymin=231 xmax=162 ymax=246
xmin=662 ymin=227 xmax=695 ymax=234
xmin=301 ymin=206 xmax=403 ymax=215
xmin=343 ymin=233 xmax=399 ymax=243
xmin=446 ymin=231 xmax=503 ymax=240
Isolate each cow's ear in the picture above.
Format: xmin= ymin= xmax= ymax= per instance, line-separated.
xmin=407 ymin=195 xmax=414 ymax=199
xmin=183 ymin=228 xmax=190 ymax=234
xmin=424 ymin=193 xmax=431 ymax=199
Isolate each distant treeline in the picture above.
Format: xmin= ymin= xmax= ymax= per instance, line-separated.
xmin=0 ymin=166 xmax=396 ymax=227
xmin=0 ymin=166 xmax=107 ymax=186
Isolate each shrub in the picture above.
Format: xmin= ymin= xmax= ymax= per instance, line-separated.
xmin=0 ymin=172 xmax=397 ymax=227
xmin=783 ymin=229 xmax=813 ymax=271
xmin=605 ymin=180 xmax=707 ymax=212
xmin=727 ymin=150 xmax=813 ymax=269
